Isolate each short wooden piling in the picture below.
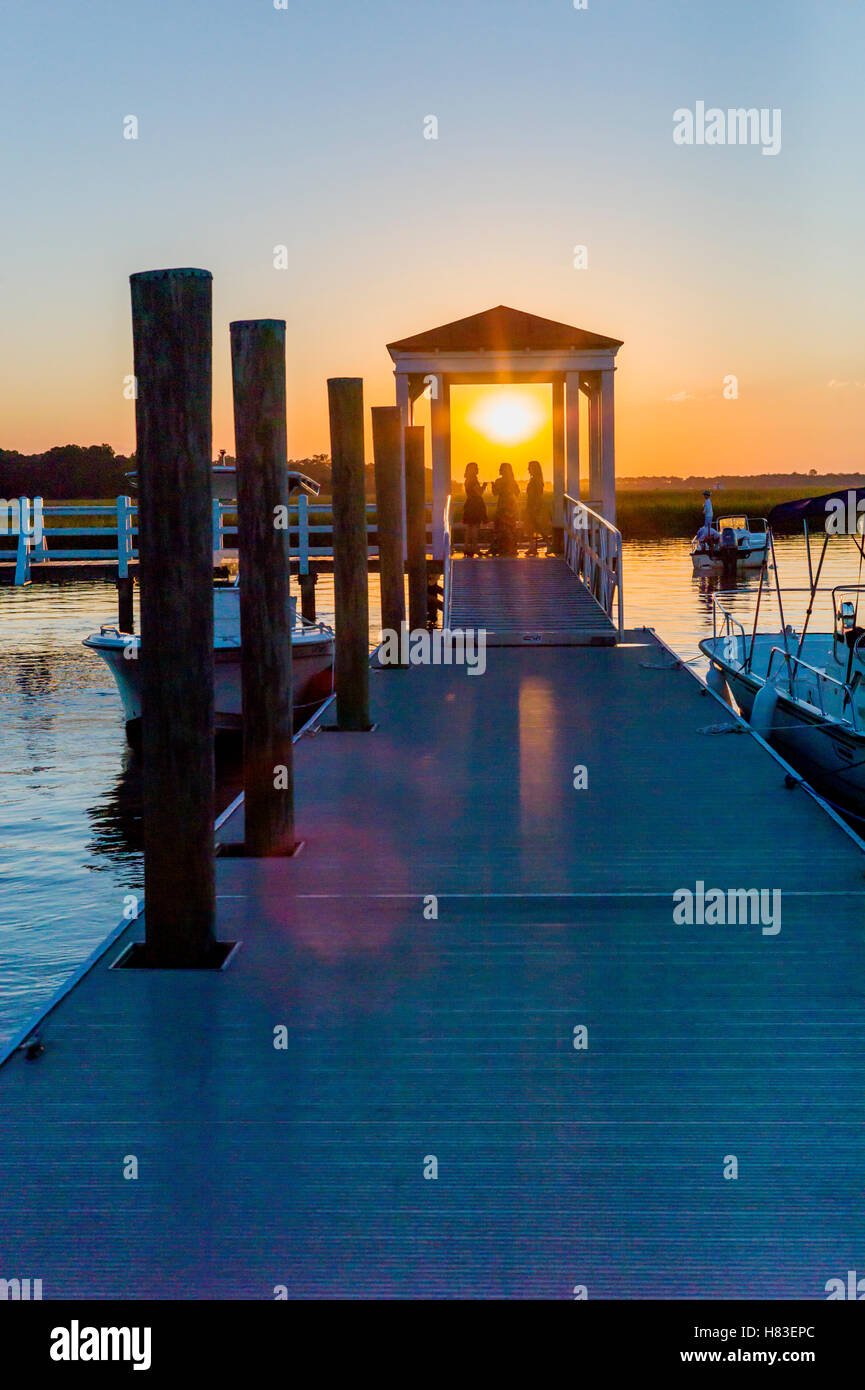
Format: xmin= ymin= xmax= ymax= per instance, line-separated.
xmin=327 ymin=378 xmax=370 ymax=730
xmin=130 ymin=267 xmax=216 ymax=967
xmin=404 ymin=425 xmax=427 ymax=632
xmin=116 ymin=575 xmax=134 ymax=634
xmin=299 ymin=570 xmax=317 ymax=623
xmin=230 ymin=318 xmax=295 ymax=856
xmin=372 ymin=406 xmax=406 ymax=645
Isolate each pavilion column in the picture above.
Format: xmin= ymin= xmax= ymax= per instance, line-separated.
xmin=430 ymin=374 xmax=450 ymax=560
xmin=600 ymin=367 xmax=616 ymax=525
xmin=587 ymin=374 xmax=603 ymax=510
xmin=395 ymin=372 xmax=411 ymax=428
xmin=565 ymin=371 xmax=581 ymax=503
xmin=551 ymin=377 xmax=565 ymax=550
xmin=394 ymin=372 xmax=411 ymax=561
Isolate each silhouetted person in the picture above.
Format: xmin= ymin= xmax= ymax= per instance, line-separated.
xmin=524 ymin=459 xmax=547 ymax=555
xmin=491 ymin=462 xmax=520 ymax=556
xmin=461 ymin=461 xmax=487 ymax=557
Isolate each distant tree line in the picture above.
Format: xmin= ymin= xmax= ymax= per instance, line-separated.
xmin=0 ymin=444 xmax=131 ymax=499
xmin=619 ymin=470 xmax=862 ymax=491
xmin=0 ymin=444 xmax=439 ymax=501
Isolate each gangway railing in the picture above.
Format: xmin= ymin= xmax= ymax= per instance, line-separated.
xmin=441 ymin=494 xmax=453 ymax=629
xmin=563 ymin=495 xmax=624 ymax=638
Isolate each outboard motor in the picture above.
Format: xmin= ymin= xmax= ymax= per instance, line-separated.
xmin=718 ymin=525 xmax=738 ymax=581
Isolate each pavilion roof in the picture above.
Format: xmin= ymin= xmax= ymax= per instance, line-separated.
xmin=387 ymin=304 xmax=623 ymax=355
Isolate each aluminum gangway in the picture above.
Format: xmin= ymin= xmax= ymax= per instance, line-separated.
xmin=444 ymin=496 xmax=623 ymax=645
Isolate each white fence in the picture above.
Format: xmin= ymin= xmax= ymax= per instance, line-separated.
xmin=2 ymin=496 xmax=433 ymax=585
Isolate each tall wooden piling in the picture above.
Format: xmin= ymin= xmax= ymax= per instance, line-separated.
xmin=130 ymin=267 xmax=215 ymax=966
xmin=327 ymin=378 xmax=370 ymax=730
xmin=404 ymin=425 xmax=427 ymax=632
xmin=372 ymin=406 xmax=406 ymax=643
xmin=230 ymin=319 xmax=295 ymax=856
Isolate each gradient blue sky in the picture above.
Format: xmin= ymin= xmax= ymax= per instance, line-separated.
xmin=1 ymin=0 xmax=862 ymax=475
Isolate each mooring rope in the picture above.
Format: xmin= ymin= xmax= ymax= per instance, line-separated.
xmin=639 ymin=656 xmax=702 ymax=670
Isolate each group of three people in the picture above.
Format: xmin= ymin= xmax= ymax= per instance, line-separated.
xmin=461 ymin=460 xmax=547 ymax=557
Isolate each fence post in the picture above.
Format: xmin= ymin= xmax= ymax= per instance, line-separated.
xmin=117 ymin=490 xmax=135 ymax=632
xmin=131 ymin=266 xmax=216 ymax=968
xmin=117 ymin=495 xmax=135 ymax=632
xmin=297 ymin=490 xmax=309 ymax=575
xmin=31 ymin=497 xmax=48 ymax=561
xmin=212 ymin=498 xmax=223 ymax=561
xmin=117 ymin=495 xmax=133 ymax=577
xmin=14 ymin=498 xmax=31 ymax=586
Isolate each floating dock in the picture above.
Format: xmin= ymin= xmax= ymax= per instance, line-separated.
xmin=2 ymin=562 xmax=864 ymax=1298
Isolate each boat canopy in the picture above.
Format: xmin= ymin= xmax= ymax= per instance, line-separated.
xmin=285 ymin=471 xmax=321 ymax=496
xmin=768 ymin=486 xmax=865 ymax=527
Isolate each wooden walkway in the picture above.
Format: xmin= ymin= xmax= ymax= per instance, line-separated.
xmin=2 ymin=626 xmax=864 ymax=1298
xmin=449 ymin=556 xmax=616 ymax=644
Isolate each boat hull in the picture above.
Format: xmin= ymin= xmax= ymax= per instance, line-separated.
xmin=84 ymin=632 xmax=334 ymax=739
xmin=691 ymin=547 xmax=767 ymax=573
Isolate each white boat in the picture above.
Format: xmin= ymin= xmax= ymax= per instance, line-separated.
xmin=700 ymin=518 xmax=865 ymax=815
xmin=84 ymin=582 xmax=334 ymax=741
xmin=691 ymin=515 xmax=769 ymax=572
xmin=96 ymin=464 xmax=333 ymax=740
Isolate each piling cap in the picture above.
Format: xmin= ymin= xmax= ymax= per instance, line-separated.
xmin=230 ymin=319 xmax=286 ymax=331
xmin=130 ymin=268 xmax=212 ymax=282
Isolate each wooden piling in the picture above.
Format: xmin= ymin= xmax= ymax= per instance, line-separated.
xmin=404 ymin=425 xmax=427 ymax=632
xmin=116 ymin=575 xmax=134 ymax=634
xmin=299 ymin=570 xmax=317 ymax=623
xmin=371 ymin=406 xmax=406 ymax=644
xmin=327 ymin=378 xmax=370 ymax=730
xmin=230 ymin=318 xmax=295 ymax=856
xmin=130 ymin=267 xmax=215 ymax=966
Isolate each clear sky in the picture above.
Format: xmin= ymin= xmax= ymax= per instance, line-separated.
xmin=1 ymin=0 xmax=863 ymax=479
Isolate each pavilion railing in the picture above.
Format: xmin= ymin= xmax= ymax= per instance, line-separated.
xmin=563 ymin=494 xmax=624 ymax=638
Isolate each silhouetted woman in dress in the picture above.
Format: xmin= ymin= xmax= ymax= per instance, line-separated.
xmin=524 ymin=459 xmax=547 ymax=555
xmin=461 ymin=461 xmax=487 ymax=557
xmin=491 ymin=462 xmax=520 ymax=556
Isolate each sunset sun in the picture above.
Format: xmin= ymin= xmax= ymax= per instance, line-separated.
xmin=468 ymin=390 xmax=546 ymax=445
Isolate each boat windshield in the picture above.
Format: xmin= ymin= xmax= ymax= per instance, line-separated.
xmin=717 ymin=515 xmax=747 ymax=530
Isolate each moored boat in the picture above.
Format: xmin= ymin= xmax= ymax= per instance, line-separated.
xmin=690 ymin=515 xmax=768 ymax=573
xmin=84 ymin=582 xmax=334 ymax=741
xmin=86 ymin=465 xmax=333 ymax=741
xmin=700 ymin=504 xmax=865 ymax=815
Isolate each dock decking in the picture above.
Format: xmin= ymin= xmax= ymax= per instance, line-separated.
xmin=2 ymin=618 xmax=865 ymax=1299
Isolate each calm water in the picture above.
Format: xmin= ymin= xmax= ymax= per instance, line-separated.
xmin=0 ymin=537 xmax=861 ymax=1047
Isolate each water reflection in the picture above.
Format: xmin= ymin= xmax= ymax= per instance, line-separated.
xmin=518 ymin=676 xmax=558 ymax=837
